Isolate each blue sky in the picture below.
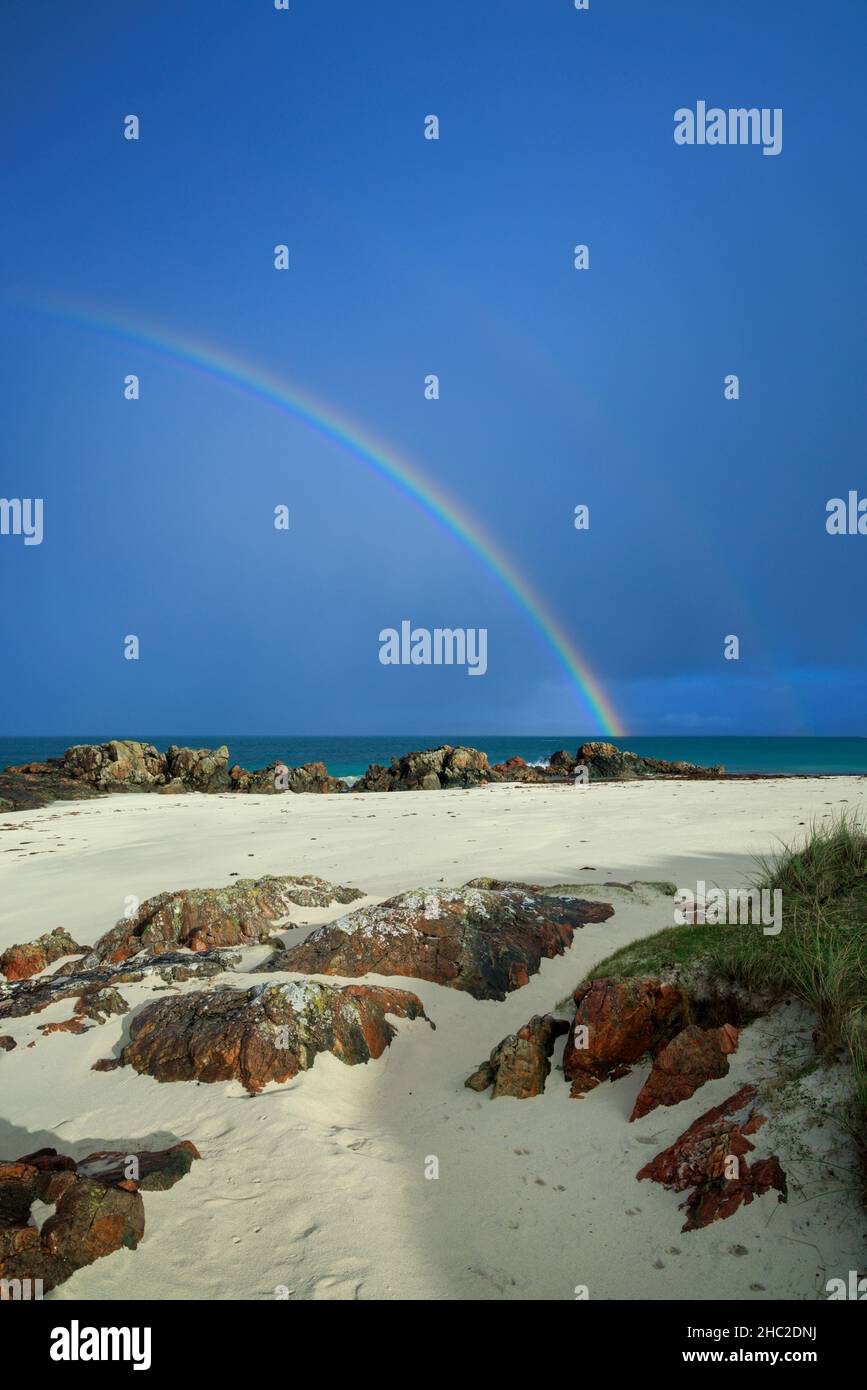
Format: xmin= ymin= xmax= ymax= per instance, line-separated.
xmin=1 ymin=0 xmax=865 ymax=736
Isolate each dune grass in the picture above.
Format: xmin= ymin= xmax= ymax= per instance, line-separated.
xmin=710 ymin=814 xmax=867 ymax=1114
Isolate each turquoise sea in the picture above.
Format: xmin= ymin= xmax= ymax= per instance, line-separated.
xmin=2 ymin=736 xmax=867 ymax=778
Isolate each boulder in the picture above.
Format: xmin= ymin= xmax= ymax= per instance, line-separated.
xmin=230 ymin=760 xmax=344 ymax=794
xmin=629 ymin=1023 xmax=740 ymax=1120
xmin=76 ymin=1140 xmax=201 ymax=1191
xmin=576 ymin=742 xmax=724 ymax=781
xmin=0 ymin=1168 xmax=144 ymax=1293
xmin=89 ymin=873 xmax=365 ymax=965
xmin=466 ymin=1014 xmax=570 ymax=1098
xmin=0 ymin=1140 xmax=199 ymax=1294
xmin=61 ymin=740 xmax=167 ymax=790
xmin=353 ymin=745 xmax=492 ymax=792
xmin=0 ymin=928 xmax=82 ymax=982
xmin=637 ymin=1084 xmax=787 ymax=1231
xmin=489 ymin=756 xmax=550 ymax=783
xmin=165 ymin=744 xmax=230 ymax=792
xmin=548 ymin=749 xmax=577 ymax=774
xmin=119 ymin=979 xmax=433 ymax=1094
xmin=283 ymin=884 xmax=614 ymax=1000
xmin=563 ymin=977 xmax=687 ymax=1096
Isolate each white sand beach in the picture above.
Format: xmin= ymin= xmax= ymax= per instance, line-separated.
xmin=2 ymin=777 xmax=865 ymax=1301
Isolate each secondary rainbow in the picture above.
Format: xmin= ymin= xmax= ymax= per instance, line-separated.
xmin=8 ymin=295 xmax=625 ymax=735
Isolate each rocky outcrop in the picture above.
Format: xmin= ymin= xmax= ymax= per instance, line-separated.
xmin=464 ymin=877 xmax=625 ymax=897
xmin=61 ymin=740 xmax=169 ymax=789
xmin=466 ymin=1014 xmax=569 ymax=1098
xmin=0 ymin=1169 xmax=144 ymax=1293
xmin=37 ymin=985 xmax=130 ymax=1038
xmin=0 ymin=948 xmax=240 ymax=1026
xmin=1 ymin=739 xmax=727 ymax=812
xmin=489 ymin=756 xmax=551 ymax=783
xmin=1 ymin=740 xmax=345 ymax=808
xmin=229 ymin=760 xmax=344 ymax=794
xmin=0 ymin=928 xmax=82 ymax=982
xmin=637 ymin=1084 xmax=787 ymax=1231
xmin=283 ymin=885 xmax=614 ymax=1001
xmin=548 ymin=749 xmax=578 ymax=774
xmin=0 ymin=764 xmax=105 ymax=813
xmin=118 ymin=980 xmax=432 ymax=1094
xmin=0 ymin=1141 xmax=198 ymax=1294
xmin=88 ymin=873 xmax=364 ymax=966
xmin=563 ymin=977 xmax=687 ymax=1096
xmin=629 ymin=1023 xmax=739 ymax=1120
xmin=575 ymin=742 xmax=724 ymax=781
xmin=353 ymin=745 xmax=493 ymax=792
xmin=165 ymin=744 xmax=230 ymax=791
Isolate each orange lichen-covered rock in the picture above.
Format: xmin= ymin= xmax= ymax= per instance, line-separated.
xmin=637 ymin=1084 xmax=787 ymax=1231
xmin=0 ymin=929 xmax=82 ymax=982
xmin=119 ymin=979 xmax=433 ymax=1094
xmin=563 ymin=977 xmax=687 ymax=1096
xmin=283 ymin=885 xmax=613 ymax=1001
xmin=630 ymin=1023 xmax=739 ymax=1120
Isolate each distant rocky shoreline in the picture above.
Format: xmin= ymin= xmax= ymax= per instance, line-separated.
xmin=0 ymin=738 xmax=725 ymax=813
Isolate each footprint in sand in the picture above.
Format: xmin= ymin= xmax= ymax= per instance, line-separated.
xmin=307 ymin=1274 xmax=365 ymax=1300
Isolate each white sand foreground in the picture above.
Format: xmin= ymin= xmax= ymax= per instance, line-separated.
xmin=1 ymin=777 xmax=865 ymax=1301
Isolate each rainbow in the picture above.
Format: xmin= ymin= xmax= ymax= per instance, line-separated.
xmin=6 ymin=295 xmax=624 ymax=735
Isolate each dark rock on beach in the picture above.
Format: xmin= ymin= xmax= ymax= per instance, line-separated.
xmin=353 ymin=744 xmax=493 ymax=792
xmin=576 ymin=742 xmax=724 ymax=781
xmin=0 ymin=947 xmax=241 ymax=1026
xmin=282 ymin=884 xmax=614 ymax=1000
xmin=118 ymin=979 xmax=433 ymax=1094
xmin=0 ymin=1141 xmax=199 ymax=1294
xmin=0 ymin=763 xmax=106 ymax=812
xmin=465 ymin=1013 xmax=570 ymax=1098
xmin=76 ymin=1139 xmax=201 ymax=1192
xmin=165 ymin=744 xmax=231 ymax=791
xmin=637 ymin=1084 xmax=787 ymax=1231
xmin=548 ymin=749 xmax=578 ymax=774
